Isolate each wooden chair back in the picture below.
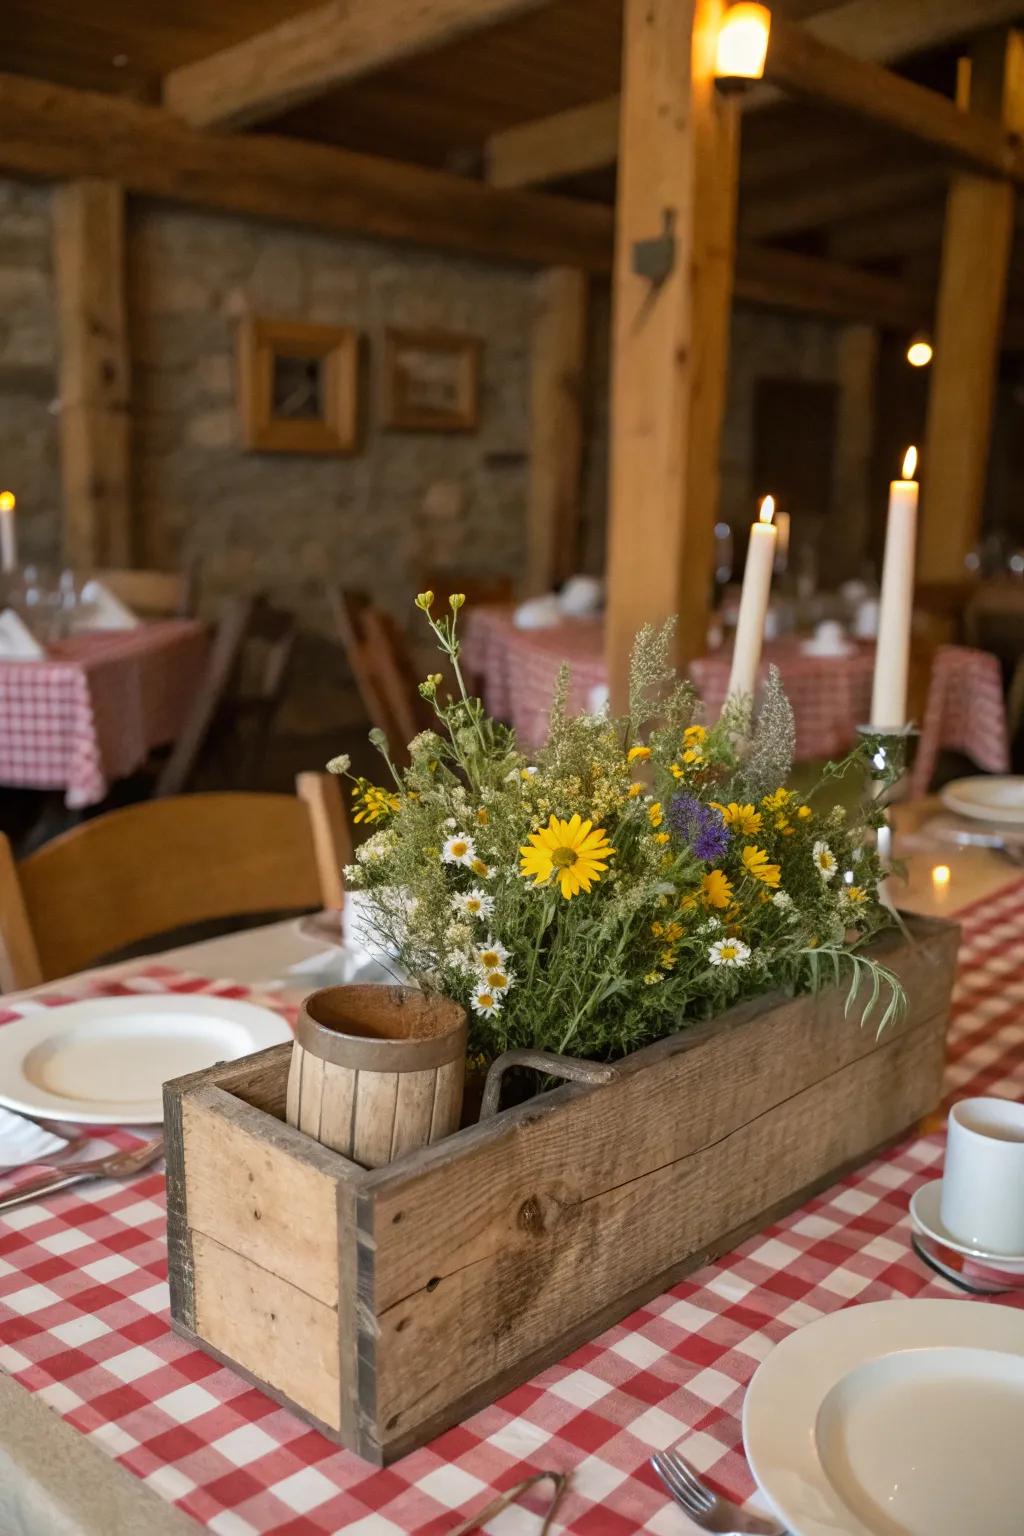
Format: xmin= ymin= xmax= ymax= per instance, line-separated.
xmin=0 ymin=774 xmax=351 ymax=991
xmin=94 ymin=566 xmax=197 ymax=618
xmin=329 ymin=588 xmax=405 ymax=750
xmin=226 ymin=597 xmax=298 ymax=784
xmin=154 ymin=594 xmax=253 ymax=798
xmin=362 ymin=606 xmax=434 ymax=750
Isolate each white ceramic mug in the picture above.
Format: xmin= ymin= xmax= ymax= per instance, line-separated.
xmin=940 ymin=1096 xmax=1024 ymax=1254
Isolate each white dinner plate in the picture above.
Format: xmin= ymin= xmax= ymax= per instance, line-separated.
xmin=940 ymin=775 xmax=1024 ymax=825
xmin=0 ymin=995 xmax=292 ymax=1124
xmin=910 ymin=1180 xmax=1024 ymax=1272
xmin=743 ymin=1298 xmax=1024 ymax=1536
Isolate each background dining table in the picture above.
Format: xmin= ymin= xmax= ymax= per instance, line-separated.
xmin=0 ymin=803 xmax=1022 ymax=1536
xmin=0 ymin=621 xmax=209 ymax=810
xmin=461 ymin=609 xmax=1011 ymax=789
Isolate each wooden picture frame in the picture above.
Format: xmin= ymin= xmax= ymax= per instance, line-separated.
xmin=383 ymin=328 xmax=481 ymax=433
xmin=237 ymin=316 xmax=358 ymax=454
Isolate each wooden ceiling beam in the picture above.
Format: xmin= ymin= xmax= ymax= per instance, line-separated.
xmin=485 ymin=0 xmax=1024 ymax=188
xmin=763 ymin=13 xmax=1024 ymax=185
xmin=164 ymin=0 xmax=556 ymax=131
xmin=734 ymin=244 xmax=925 ymax=329
xmin=0 ymin=71 xmax=613 ymax=272
xmin=742 ymin=164 xmax=943 ymax=241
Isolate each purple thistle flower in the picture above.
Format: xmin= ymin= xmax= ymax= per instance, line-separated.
xmin=668 ymin=793 xmax=729 ymax=862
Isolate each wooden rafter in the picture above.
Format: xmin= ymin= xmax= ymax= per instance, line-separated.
xmin=741 ymin=163 xmax=942 ymax=241
xmin=0 ymin=72 xmax=612 ymax=273
xmin=485 ymin=0 xmax=1024 ymax=187
xmin=164 ymin=0 xmax=556 ymax=130
xmin=763 ymin=14 xmax=1024 ymax=184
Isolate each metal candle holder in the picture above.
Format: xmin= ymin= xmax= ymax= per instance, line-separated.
xmin=856 ymin=724 xmax=920 ymax=875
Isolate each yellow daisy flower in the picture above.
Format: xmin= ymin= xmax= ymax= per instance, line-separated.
xmin=648 ymin=802 xmax=664 ymax=829
xmin=681 ymin=746 xmax=704 ymax=765
xmin=702 ymin=869 xmax=734 ymax=909
xmin=761 ymin=788 xmax=791 ymax=812
xmin=654 ymin=831 xmax=671 ymax=845
xmin=742 ymin=845 xmax=781 ymax=888
xmin=627 ymin=745 xmax=651 ymax=763
xmin=846 ymin=885 xmax=867 ymax=904
xmin=797 ymin=805 xmax=813 ymax=820
xmin=351 ymin=783 xmax=400 ymax=824
xmin=712 ymin=801 xmax=762 ymax=836
xmin=683 ymin=725 xmax=707 ymax=746
xmin=519 ymin=813 xmax=614 ymax=899
xmin=626 ymin=783 xmax=644 ymax=798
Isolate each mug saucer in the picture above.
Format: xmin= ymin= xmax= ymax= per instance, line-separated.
xmin=910 ymin=1180 xmax=1024 ymax=1272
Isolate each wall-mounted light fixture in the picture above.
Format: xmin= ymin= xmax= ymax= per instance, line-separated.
xmin=906 ymin=335 xmax=933 ymax=368
xmin=715 ymin=3 xmax=772 ymax=92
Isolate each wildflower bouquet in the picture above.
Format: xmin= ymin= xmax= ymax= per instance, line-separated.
xmin=331 ymin=594 xmax=904 ymax=1064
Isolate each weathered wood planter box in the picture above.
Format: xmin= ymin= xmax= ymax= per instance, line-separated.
xmin=165 ymin=914 xmax=959 ymax=1465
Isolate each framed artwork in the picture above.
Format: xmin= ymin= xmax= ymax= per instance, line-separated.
xmin=383 ymin=328 xmax=481 ymax=433
xmin=237 ymin=316 xmax=358 ymax=454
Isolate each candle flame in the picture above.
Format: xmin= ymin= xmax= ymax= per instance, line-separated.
xmin=901 ymin=446 xmax=917 ymax=480
xmin=758 ymin=494 xmax=775 ymax=525
xmin=0 ymin=491 xmax=14 ymax=512
xmin=932 ymin=864 xmax=951 ymax=888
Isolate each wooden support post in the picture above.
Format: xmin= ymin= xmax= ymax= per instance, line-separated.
xmin=52 ymin=179 xmax=131 ymax=567
xmin=605 ymin=0 xmax=738 ymax=711
xmin=526 ymin=268 xmax=588 ymax=595
xmin=831 ymin=323 xmax=879 ymax=581
xmin=920 ymin=30 xmax=1024 ymax=584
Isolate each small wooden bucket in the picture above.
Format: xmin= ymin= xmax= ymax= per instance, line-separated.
xmin=286 ymin=985 xmax=467 ymax=1168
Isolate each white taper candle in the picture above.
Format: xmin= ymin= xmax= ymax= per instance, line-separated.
xmin=870 ymin=447 xmax=919 ymax=729
xmin=726 ymin=496 xmax=777 ymax=702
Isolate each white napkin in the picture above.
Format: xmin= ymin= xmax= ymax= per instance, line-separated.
xmin=77 ymin=580 xmax=142 ymax=631
xmin=0 ymin=608 xmax=45 ymax=661
xmin=558 ymin=575 xmax=604 ymax=618
xmin=513 ymin=594 xmax=561 ymax=630
xmin=0 ymin=1106 xmax=68 ymax=1170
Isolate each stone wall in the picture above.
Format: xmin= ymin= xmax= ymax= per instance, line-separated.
xmin=0 ymin=182 xmax=62 ymax=570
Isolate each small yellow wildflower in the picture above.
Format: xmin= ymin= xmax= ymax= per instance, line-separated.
xmin=669 ymin=764 xmax=686 ymax=780
xmin=846 ymin=885 xmax=867 ymax=905
xmin=681 ymin=745 xmax=704 ymax=766
xmin=702 ymin=869 xmax=734 ymax=909
xmin=712 ymin=802 xmax=762 ymax=836
xmin=742 ymin=845 xmax=781 ymax=888
xmin=649 ymin=802 xmax=664 ymax=829
xmin=414 ymin=590 xmax=435 ymax=611
xmin=627 ymin=745 xmax=651 ymax=763
xmin=644 ymin=972 xmax=664 ymax=986
xmin=660 ymin=949 xmax=676 ymax=970
xmin=654 ymin=831 xmax=671 ymax=845
xmin=761 ymin=788 xmax=791 ymax=812
xmin=470 ymin=857 xmax=492 ymax=880
xmin=651 ymin=921 xmax=664 ymax=937
xmin=797 ymin=805 xmax=813 ymax=820
xmin=449 ymin=592 xmax=465 ymax=611
xmin=626 ymin=783 xmax=644 ymax=798
xmin=476 ymin=807 xmax=489 ymax=826
xmin=351 ymin=783 xmax=400 ymax=824
xmin=683 ymin=725 xmax=707 ymax=746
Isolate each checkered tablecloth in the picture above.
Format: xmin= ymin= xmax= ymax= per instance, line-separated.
xmin=911 ymin=644 xmax=1011 ymax=798
xmin=0 ymin=621 xmax=209 ymax=808
xmin=1 ymin=886 xmax=1023 ymax=1536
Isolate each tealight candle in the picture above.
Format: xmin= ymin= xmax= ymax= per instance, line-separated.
xmin=726 ymin=496 xmax=777 ymax=703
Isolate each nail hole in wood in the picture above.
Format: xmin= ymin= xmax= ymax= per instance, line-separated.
xmin=396 ymin=1317 xmax=410 ymax=1332
xmin=426 ymin=1276 xmax=441 ymax=1292
xmin=386 ymin=1414 xmax=400 ymax=1430
xmin=392 ymin=1211 xmax=403 ymax=1224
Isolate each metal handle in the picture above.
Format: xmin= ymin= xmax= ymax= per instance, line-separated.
xmin=479 ymin=1048 xmax=617 ymax=1120
xmin=0 ymin=1168 xmax=90 ymax=1213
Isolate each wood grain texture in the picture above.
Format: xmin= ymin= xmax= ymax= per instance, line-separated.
xmin=192 ymin=1232 xmax=342 ymax=1430
xmin=183 ymin=1086 xmax=343 ymax=1307
xmin=0 ymin=833 xmax=43 ymax=994
xmin=52 ymin=179 xmax=131 ymax=568
xmin=0 ymin=72 xmax=614 ymax=274
xmin=297 ymin=770 xmax=352 ymax=904
xmin=15 ymin=781 xmax=344 ymax=980
xmin=920 ymin=29 xmax=1024 ymax=583
xmin=605 ymin=0 xmax=738 ymax=707
xmin=525 ymin=267 xmax=588 ymax=594
xmin=764 ymin=13 xmax=1024 ymax=184
xmin=164 ymin=0 xmax=556 ymax=130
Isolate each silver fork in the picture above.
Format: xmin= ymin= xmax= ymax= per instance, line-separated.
xmin=651 ymin=1448 xmax=785 ymax=1535
xmin=0 ymin=1138 xmax=164 ymax=1214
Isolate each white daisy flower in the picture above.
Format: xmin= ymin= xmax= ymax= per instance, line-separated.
xmin=442 ymin=832 xmax=476 ymax=867
xmin=470 ymin=988 xmax=502 ymax=1018
xmin=452 ymin=888 xmax=494 ymax=920
xmin=813 ymin=840 xmax=838 ymax=881
xmin=475 ymin=937 xmax=510 ymax=972
xmin=481 ymin=967 xmax=514 ymax=995
xmin=708 ymin=938 xmax=751 ymax=969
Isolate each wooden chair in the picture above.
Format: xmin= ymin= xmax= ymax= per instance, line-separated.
xmin=154 ymin=594 xmax=253 ymax=798
xmin=93 ymin=565 xmax=197 ymax=618
xmin=221 ymin=597 xmax=298 ymax=786
xmin=0 ymin=773 xmax=352 ymax=991
xmin=329 ymin=588 xmax=408 ymax=753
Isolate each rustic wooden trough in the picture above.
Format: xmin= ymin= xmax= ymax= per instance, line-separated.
xmin=165 ymin=913 xmax=959 ymax=1465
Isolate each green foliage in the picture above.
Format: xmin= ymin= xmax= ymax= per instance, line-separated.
xmin=333 ymin=596 xmax=906 ymax=1064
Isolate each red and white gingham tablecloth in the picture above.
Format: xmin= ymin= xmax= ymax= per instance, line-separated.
xmin=0 ymin=884 xmax=1022 ymax=1534
xmin=0 ymin=621 xmax=209 ymax=808
xmin=462 ymin=610 xmax=1012 ymax=782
